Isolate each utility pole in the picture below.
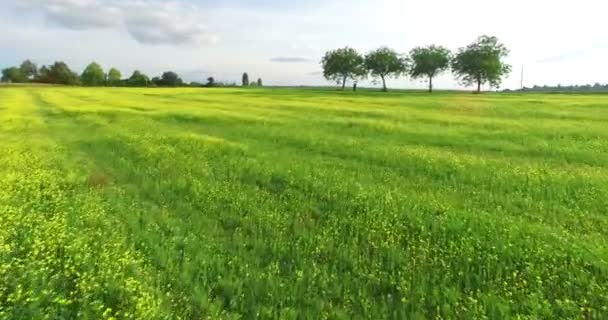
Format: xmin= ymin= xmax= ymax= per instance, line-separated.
xmin=520 ymin=65 xmax=524 ymax=90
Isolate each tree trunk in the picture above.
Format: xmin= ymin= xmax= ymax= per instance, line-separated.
xmin=429 ymin=75 xmax=433 ymax=93
xmin=477 ymin=77 xmax=481 ymax=93
xmin=341 ymin=75 xmax=347 ymax=90
xmin=381 ymin=75 xmax=387 ymax=92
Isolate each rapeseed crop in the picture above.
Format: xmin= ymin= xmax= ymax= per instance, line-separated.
xmin=1 ymin=87 xmax=607 ymax=319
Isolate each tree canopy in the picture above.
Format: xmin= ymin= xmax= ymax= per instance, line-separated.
xmin=19 ymin=60 xmax=38 ymax=80
xmin=1 ymin=67 xmax=25 ymax=83
xmin=127 ymin=70 xmax=149 ymax=87
xmin=159 ymin=71 xmax=183 ymax=87
xmin=36 ymin=65 xmax=50 ymax=83
xmin=47 ymin=62 xmax=80 ymax=85
xmin=409 ymin=45 xmax=451 ymax=93
xmin=452 ymin=35 xmax=511 ymax=92
xmin=1 ymin=35 xmax=513 ymax=92
xmin=81 ymin=62 xmax=106 ymax=86
xmin=107 ymin=68 xmax=122 ymax=86
xmin=321 ymin=47 xmax=365 ymax=90
xmin=364 ymin=47 xmax=407 ymax=92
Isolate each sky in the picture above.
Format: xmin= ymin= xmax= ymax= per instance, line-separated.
xmin=1 ymin=0 xmax=607 ymax=89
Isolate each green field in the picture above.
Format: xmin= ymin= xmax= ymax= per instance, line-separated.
xmin=1 ymin=87 xmax=607 ymax=319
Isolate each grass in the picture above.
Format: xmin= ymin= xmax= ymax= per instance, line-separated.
xmin=1 ymin=86 xmax=607 ymax=319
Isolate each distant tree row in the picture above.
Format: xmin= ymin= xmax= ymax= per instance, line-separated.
xmin=513 ymin=83 xmax=608 ymax=93
xmin=1 ymin=60 xmax=79 ymax=85
xmin=191 ymin=77 xmax=237 ymax=87
xmin=322 ymin=35 xmax=511 ymax=93
xmin=1 ymin=61 xmax=247 ymax=88
xmin=242 ymin=73 xmax=263 ymax=87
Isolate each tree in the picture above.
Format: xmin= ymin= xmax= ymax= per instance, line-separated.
xmin=321 ymin=47 xmax=365 ymax=90
xmin=127 ymin=70 xmax=149 ymax=87
xmin=452 ymin=35 xmax=511 ymax=93
xmin=257 ymin=78 xmax=263 ymax=86
xmin=151 ymin=77 xmax=162 ymax=87
xmin=206 ymin=77 xmax=215 ymax=87
xmin=159 ymin=71 xmax=183 ymax=87
xmin=1 ymin=67 xmax=25 ymax=83
xmin=81 ymin=62 xmax=106 ymax=86
xmin=107 ymin=68 xmax=122 ymax=86
xmin=19 ymin=60 xmax=38 ymax=80
xmin=242 ymin=73 xmax=249 ymax=86
xmin=364 ymin=47 xmax=407 ymax=92
xmin=36 ymin=65 xmax=50 ymax=83
xmin=48 ymin=61 xmax=79 ymax=85
xmin=409 ymin=45 xmax=451 ymax=93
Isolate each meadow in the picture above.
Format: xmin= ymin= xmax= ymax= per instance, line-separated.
xmin=0 ymin=87 xmax=607 ymax=319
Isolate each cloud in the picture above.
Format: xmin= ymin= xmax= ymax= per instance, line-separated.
xmin=16 ymin=0 xmax=217 ymax=46
xmin=17 ymin=0 xmax=119 ymax=29
xmin=270 ymin=56 xmax=313 ymax=63
xmin=120 ymin=1 xmax=217 ymax=46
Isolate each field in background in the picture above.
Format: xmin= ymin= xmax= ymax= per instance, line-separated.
xmin=1 ymin=87 xmax=607 ymax=319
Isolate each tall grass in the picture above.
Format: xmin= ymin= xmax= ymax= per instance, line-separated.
xmin=1 ymin=87 xmax=607 ymax=319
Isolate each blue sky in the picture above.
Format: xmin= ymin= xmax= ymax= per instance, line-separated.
xmin=1 ymin=0 xmax=607 ymax=89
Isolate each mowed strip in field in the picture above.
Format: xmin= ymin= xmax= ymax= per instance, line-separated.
xmin=1 ymin=87 xmax=607 ymax=319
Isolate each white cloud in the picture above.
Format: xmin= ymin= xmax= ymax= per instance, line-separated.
xmin=19 ymin=0 xmax=120 ymax=29
xmin=119 ymin=1 xmax=217 ymax=46
xmin=15 ymin=0 xmax=217 ymax=46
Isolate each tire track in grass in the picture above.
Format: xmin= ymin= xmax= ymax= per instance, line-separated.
xmin=33 ymin=88 xmax=608 ymax=168
xmin=36 ymin=91 xmax=608 ymax=235
xmin=141 ymin=108 xmax=608 ymax=239
xmin=1 ymin=90 xmax=169 ymax=319
xmin=40 ymin=89 xmax=608 ymax=256
xmin=25 ymin=88 xmax=608 ymax=319
xmin=126 ymin=93 xmax=608 ymax=169
xmin=153 ymin=107 xmax=608 ymax=271
xmin=33 ymin=90 xmax=295 ymax=318
xmin=32 ymin=90 xmax=245 ymax=318
xmin=36 ymin=89 xmax=403 ymax=318
xmin=36 ymin=89 xmax=608 ymax=251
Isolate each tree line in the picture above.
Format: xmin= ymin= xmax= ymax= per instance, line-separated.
xmin=512 ymin=83 xmax=608 ymax=93
xmin=241 ymin=73 xmax=263 ymax=87
xmin=322 ymin=35 xmax=511 ymax=93
xmin=1 ymin=61 xmax=263 ymax=88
